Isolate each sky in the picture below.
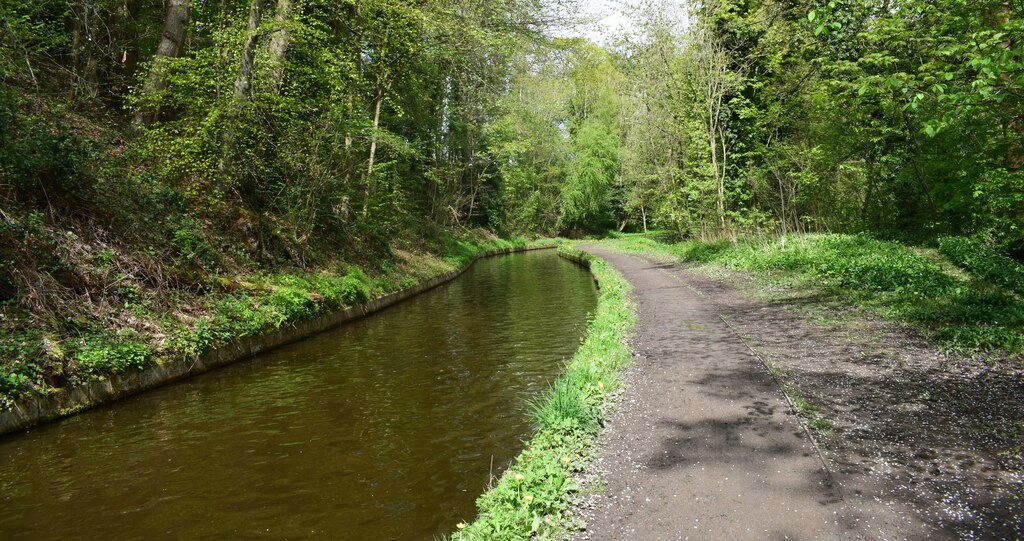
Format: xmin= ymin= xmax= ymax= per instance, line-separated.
xmin=577 ymin=0 xmax=632 ymax=44
xmin=570 ymin=0 xmax=686 ymax=45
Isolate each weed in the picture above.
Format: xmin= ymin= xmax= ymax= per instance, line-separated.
xmin=75 ymin=336 xmax=151 ymax=375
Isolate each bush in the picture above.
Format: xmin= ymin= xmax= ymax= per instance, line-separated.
xmin=169 ymin=216 xmax=219 ymax=270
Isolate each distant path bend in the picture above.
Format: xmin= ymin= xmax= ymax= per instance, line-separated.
xmin=574 ymin=247 xmax=846 ymax=540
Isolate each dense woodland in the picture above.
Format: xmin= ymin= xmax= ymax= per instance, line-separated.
xmin=0 ymin=0 xmax=1022 ymax=396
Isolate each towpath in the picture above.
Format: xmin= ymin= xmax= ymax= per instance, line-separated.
xmin=572 ymin=247 xmax=936 ymax=541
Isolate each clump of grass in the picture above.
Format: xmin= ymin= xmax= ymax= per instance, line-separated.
xmin=792 ymin=396 xmax=833 ymax=436
xmin=602 ymin=234 xmax=1024 ymax=357
xmin=449 ymin=247 xmax=635 ymax=540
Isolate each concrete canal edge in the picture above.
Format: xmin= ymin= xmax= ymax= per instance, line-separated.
xmin=557 ymin=249 xmax=592 ymax=269
xmin=0 ymin=245 xmax=558 ymax=437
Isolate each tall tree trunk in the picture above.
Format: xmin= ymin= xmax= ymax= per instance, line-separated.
xmin=267 ymin=0 xmax=293 ymax=94
xmin=342 ymin=2 xmax=360 ymax=214
xmin=218 ymin=0 xmax=268 ymax=184
xmin=231 ymin=0 xmax=266 ymax=109
xmin=133 ymin=0 xmax=190 ymax=128
xmin=70 ymin=1 xmax=99 ymax=100
xmin=363 ymin=81 xmax=383 ymax=217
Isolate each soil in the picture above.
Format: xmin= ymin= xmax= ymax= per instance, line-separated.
xmin=571 ymin=247 xmax=1024 ymax=540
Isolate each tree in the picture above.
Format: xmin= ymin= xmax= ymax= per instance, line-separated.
xmin=133 ymin=0 xmax=191 ymax=127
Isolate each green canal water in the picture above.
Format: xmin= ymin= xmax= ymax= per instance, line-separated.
xmin=0 ymin=250 xmax=598 ymax=540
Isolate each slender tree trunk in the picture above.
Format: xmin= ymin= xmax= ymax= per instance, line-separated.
xmin=218 ymin=0 xmax=268 ymax=184
xmin=342 ymin=2 xmax=360 ymax=213
xmin=363 ymin=81 xmax=383 ymax=216
xmin=708 ymin=99 xmax=725 ymax=232
xmin=267 ymin=0 xmax=293 ymax=94
xmin=231 ymin=0 xmax=266 ymax=108
xmin=718 ymin=122 xmax=728 ymax=235
xmin=71 ymin=2 xmax=99 ymax=100
xmin=114 ymin=0 xmax=143 ymax=105
xmin=133 ymin=0 xmax=190 ymax=128
xmin=777 ymin=169 xmax=788 ymax=235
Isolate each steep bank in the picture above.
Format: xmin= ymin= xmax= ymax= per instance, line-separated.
xmin=1 ymin=224 xmax=542 ymax=432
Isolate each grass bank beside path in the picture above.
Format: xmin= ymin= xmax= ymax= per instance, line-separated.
xmin=600 ymin=233 xmax=1024 ymax=361
xmin=449 ymin=246 xmax=636 ymax=541
xmin=0 ymin=231 xmax=554 ymax=408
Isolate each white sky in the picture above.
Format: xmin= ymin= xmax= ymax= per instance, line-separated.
xmin=567 ymin=0 xmax=686 ymax=46
xmin=578 ymin=0 xmax=632 ymax=44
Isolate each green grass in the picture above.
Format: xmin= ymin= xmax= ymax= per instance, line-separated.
xmin=939 ymin=236 xmax=1024 ymax=297
xmin=792 ymin=396 xmax=834 ymax=436
xmin=600 ymin=234 xmax=1024 ymax=358
xmin=448 ymin=246 xmax=635 ymax=540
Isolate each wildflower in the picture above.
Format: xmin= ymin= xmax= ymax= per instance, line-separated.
xmin=515 ymin=473 xmax=525 ymax=481
xmin=561 ymin=456 xmax=571 ymax=464
xmin=524 ymin=494 xmax=534 ymax=502
xmin=456 ymin=523 xmax=466 ymax=530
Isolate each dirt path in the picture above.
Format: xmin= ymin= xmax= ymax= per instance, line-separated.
xmin=571 ymin=248 xmax=955 ymax=540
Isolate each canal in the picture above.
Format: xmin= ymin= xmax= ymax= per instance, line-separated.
xmin=0 ymin=250 xmax=598 ymax=540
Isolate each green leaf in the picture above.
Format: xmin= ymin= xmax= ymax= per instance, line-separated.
xmin=815 ymin=24 xmax=825 ymax=36
xmin=808 ymin=10 xmax=817 ymax=23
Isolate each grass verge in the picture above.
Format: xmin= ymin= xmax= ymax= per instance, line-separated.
xmin=448 ymin=246 xmax=635 ymax=540
xmin=598 ymin=233 xmax=1024 ymax=359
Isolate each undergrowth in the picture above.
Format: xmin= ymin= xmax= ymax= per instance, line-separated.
xmin=602 ymin=234 xmax=1024 ymax=358
xmin=447 ymin=246 xmax=635 ymax=540
xmin=939 ymin=236 xmax=1024 ymax=297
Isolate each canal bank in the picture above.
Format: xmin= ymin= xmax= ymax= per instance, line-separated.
xmin=0 ymin=243 xmax=556 ymax=437
xmin=0 ymin=248 xmax=599 ymax=540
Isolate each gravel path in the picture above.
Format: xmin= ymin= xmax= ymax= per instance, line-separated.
xmin=571 ymin=248 xmax=958 ymax=540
